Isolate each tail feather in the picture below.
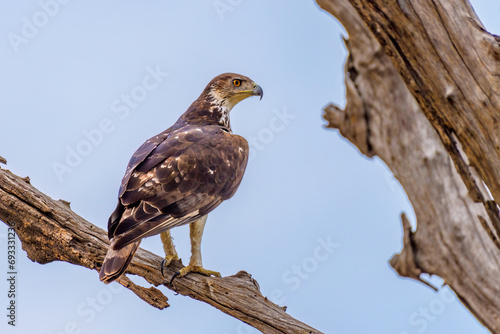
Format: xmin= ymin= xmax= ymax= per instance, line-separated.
xmin=99 ymin=239 xmax=140 ymax=283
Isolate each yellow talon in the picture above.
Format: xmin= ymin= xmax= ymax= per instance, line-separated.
xmin=161 ymin=254 xmax=180 ymax=277
xmin=177 ymin=265 xmax=221 ymax=279
xmin=163 ymin=254 xmax=179 ymax=267
xmin=169 ymin=265 xmax=220 ymax=286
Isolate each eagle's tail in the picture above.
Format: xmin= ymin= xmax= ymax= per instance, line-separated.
xmin=99 ymin=239 xmax=140 ymax=284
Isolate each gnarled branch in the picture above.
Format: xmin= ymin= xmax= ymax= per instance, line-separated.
xmin=0 ymin=166 xmax=321 ymax=334
xmin=317 ymin=0 xmax=500 ymax=332
xmin=346 ymin=0 xmax=500 ymax=207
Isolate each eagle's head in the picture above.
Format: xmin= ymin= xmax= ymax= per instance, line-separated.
xmin=178 ymin=73 xmax=263 ymax=129
xmin=205 ymin=73 xmax=263 ymax=111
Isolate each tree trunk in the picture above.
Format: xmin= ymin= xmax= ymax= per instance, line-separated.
xmin=316 ymin=0 xmax=500 ymax=332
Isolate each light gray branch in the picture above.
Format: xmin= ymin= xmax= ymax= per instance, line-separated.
xmin=0 ymin=167 xmax=321 ymax=334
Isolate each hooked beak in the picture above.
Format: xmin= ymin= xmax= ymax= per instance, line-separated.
xmin=252 ymin=83 xmax=263 ymax=100
xmin=238 ymin=83 xmax=263 ymax=100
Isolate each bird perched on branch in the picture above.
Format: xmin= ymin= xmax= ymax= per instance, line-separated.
xmin=99 ymin=73 xmax=263 ymax=284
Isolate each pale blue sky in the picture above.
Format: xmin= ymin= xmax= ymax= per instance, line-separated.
xmin=0 ymin=1 xmax=497 ymax=333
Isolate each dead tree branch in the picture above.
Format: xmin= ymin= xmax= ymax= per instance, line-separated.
xmin=317 ymin=0 xmax=500 ymax=332
xmin=0 ymin=166 xmax=321 ymax=334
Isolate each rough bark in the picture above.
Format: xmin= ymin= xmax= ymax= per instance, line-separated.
xmin=348 ymin=0 xmax=500 ymax=207
xmin=0 ymin=165 xmax=321 ymax=334
xmin=316 ymin=0 xmax=500 ymax=332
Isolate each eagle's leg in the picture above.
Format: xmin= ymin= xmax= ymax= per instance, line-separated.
xmin=175 ymin=215 xmax=221 ymax=279
xmin=160 ymin=230 xmax=179 ymax=276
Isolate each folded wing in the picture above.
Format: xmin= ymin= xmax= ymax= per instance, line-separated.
xmin=108 ymin=125 xmax=249 ymax=250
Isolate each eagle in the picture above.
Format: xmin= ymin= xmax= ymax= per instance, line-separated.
xmin=99 ymin=73 xmax=263 ymax=283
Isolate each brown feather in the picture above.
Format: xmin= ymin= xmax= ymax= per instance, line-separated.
xmin=99 ymin=240 xmax=140 ymax=284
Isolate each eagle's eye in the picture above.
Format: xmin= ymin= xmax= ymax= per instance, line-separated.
xmin=232 ymin=79 xmax=241 ymax=87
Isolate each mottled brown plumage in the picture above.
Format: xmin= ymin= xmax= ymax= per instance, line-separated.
xmin=100 ymin=73 xmax=262 ymax=283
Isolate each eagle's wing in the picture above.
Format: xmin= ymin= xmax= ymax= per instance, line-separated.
xmin=108 ymin=125 xmax=248 ymax=250
xmin=106 ymin=128 xmax=171 ymax=239
xmin=118 ymin=127 xmax=173 ymax=199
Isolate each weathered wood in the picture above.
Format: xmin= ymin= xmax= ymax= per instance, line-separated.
xmin=344 ymin=0 xmax=500 ymax=207
xmin=317 ymin=0 xmax=500 ymax=332
xmin=0 ymin=167 xmax=321 ymax=334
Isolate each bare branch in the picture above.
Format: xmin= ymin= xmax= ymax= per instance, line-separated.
xmin=0 ymin=167 xmax=321 ymax=334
